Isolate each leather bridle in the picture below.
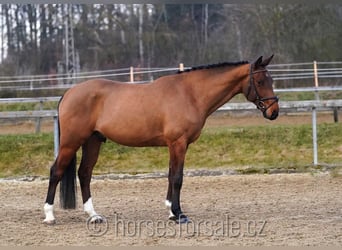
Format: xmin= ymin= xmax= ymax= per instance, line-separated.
xmin=246 ymin=64 xmax=279 ymax=115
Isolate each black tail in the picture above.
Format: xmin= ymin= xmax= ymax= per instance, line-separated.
xmin=56 ymin=95 xmax=77 ymax=209
xmin=59 ymin=155 xmax=77 ymax=209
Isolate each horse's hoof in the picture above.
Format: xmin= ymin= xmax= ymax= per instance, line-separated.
xmin=177 ymin=214 xmax=190 ymax=224
xmin=43 ymin=219 xmax=56 ymax=225
xmin=168 ymin=215 xmax=177 ymax=221
xmin=89 ymin=214 xmax=105 ymax=224
xmin=169 ymin=214 xmax=190 ymax=224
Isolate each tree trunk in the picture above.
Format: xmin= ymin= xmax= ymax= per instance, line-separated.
xmin=138 ymin=4 xmax=144 ymax=67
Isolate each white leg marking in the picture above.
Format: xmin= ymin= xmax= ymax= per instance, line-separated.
xmin=84 ymin=197 xmax=103 ymax=222
xmin=165 ymin=200 xmax=175 ymax=218
xmin=165 ymin=200 xmax=172 ymax=208
xmin=84 ymin=197 xmax=98 ymax=217
xmin=43 ymin=203 xmax=55 ymax=224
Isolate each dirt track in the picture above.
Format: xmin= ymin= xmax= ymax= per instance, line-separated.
xmin=0 ymin=113 xmax=341 ymax=246
xmin=0 ymin=173 xmax=341 ymax=246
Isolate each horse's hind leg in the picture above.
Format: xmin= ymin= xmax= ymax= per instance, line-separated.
xmin=44 ymin=147 xmax=77 ymax=224
xmin=78 ymin=132 xmax=104 ymax=222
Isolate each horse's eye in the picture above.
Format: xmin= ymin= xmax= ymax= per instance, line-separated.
xmin=257 ymin=80 xmax=264 ymax=86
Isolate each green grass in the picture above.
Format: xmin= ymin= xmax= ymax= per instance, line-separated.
xmin=1 ymin=123 xmax=342 ymax=178
xmin=0 ymin=133 xmax=54 ymax=177
xmin=277 ymin=91 xmax=342 ymax=101
xmin=0 ymin=101 xmax=58 ymax=112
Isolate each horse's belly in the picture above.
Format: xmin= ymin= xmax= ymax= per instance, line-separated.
xmin=99 ymin=126 xmax=167 ymax=147
xmin=109 ymin=134 xmax=167 ymax=147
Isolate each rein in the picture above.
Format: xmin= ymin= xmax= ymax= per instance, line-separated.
xmin=246 ymin=64 xmax=279 ymax=114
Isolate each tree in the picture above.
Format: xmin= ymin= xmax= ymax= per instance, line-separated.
xmin=0 ymin=4 xmax=342 ymax=77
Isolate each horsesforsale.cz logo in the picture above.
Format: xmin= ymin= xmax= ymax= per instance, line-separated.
xmin=86 ymin=213 xmax=267 ymax=238
xmin=86 ymin=215 xmax=109 ymax=237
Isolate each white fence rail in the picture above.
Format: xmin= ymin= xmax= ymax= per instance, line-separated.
xmin=1 ymin=98 xmax=342 ymax=165
xmin=1 ymin=61 xmax=342 ymax=165
xmin=1 ymin=61 xmax=342 ymax=91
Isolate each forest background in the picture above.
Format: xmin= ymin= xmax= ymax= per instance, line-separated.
xmin=0 ymin=4 xmax=341 ymax=77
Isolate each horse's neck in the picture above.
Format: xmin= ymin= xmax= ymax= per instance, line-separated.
xmin=187 ymin=65 xmax=249 ymax=117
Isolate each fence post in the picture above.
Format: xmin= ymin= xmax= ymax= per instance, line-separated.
xmin=333 ymin=108 xmax=339 ymax=123
xmin=312 ymin=61 xmax=319 ymax=165
xmin=179 ymin=63 xmax=184 ymax=72
xmin=313 ymin=61 xmax=319 ymax=100
xmin=130 ymin=66 xmax=134 ymax=83
xmin=35 ymin=100 xmax=43 ymax=133
xmin=312 ymin=107 xmax=318 ymax=166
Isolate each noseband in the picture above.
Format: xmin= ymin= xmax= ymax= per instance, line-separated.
xmin=246 ymin=64 xmax=279 ymax=114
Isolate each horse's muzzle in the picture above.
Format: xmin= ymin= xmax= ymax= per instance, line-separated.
xmin=264 ymin=109 xmax=279 ymax=120
xmin=259 ymin=96 xmax=279 ymax=120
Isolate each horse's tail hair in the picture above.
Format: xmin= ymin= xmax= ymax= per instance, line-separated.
xmin=60 ymin=154 xmax=77 ymax=209
xmin=57 ymin=95 xmax=77 ymax=209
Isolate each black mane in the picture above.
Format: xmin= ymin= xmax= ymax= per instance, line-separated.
xmin=178 ymin=61 xmax=249 ymax=74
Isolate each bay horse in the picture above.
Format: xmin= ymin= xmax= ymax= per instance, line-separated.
xmin=43 ymin=55 xmax=279 ymax=225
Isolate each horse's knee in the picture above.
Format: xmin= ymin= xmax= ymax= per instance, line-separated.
xmin=49 ymin=148 xmax=77 ymax=179
xmin=49 ymin=163 xmax=63 ymax=183
xmin=56 ymin=146 xmax=78 ymax=165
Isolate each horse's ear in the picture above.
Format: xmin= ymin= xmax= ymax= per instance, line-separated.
xmin=254 ymin=55 xmax=274 ymax=69
xmin=254 ymin=56 xmax=263 ymax=68
xmin=260 ymin=54 xmax=274 ymax=67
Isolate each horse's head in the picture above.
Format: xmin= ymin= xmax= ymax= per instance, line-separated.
xmin=244 ymin=55 xmax=279 ymax=120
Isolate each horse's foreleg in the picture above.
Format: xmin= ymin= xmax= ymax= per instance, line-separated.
xmin=167 ymin=140 xmax=189 ymax=224
xmin=78 ymin=133 xmax=103 ymax=222
xmin=165 ymin=166 xmax=174 ymax=218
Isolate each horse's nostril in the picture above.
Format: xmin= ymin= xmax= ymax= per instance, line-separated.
xmin=270 ymin=110 xmax=278 ymax=120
